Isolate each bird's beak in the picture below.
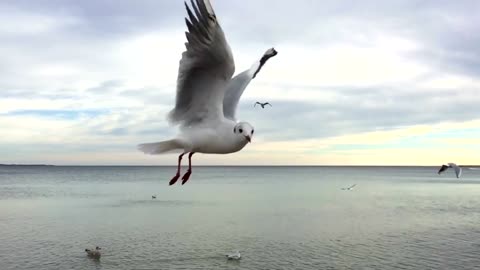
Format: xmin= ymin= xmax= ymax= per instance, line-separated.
xmin=245 ymin=135 xmax=251 ymax=143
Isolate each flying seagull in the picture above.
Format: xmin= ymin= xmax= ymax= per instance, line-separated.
xmin=152 ymin=195 xmax=157 ymax=199
xmin=341 ymin=184 xmax=356 ymax=191
xmin=137 ymin=0 xmax=277 ymax=185
xmin=254 ymin=102 xmax=272 ymax=109
xmin=438 ymin=163 xmax=462 ymax=178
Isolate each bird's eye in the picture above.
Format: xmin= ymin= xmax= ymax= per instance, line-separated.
xmin=239 ymin=129 xmax=243 ymax=133
xmin=252 ymin=130 xmax=254 ymax=134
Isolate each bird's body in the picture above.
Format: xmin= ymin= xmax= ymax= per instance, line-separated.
xmin=85 ymin=247 xmax=101 ymax=259
xmin=341 ymin=184 xmax=356 ymax=191
xmin=138 ymin=0 xmax=277 ymax=185
xmin=254 ymin=102 xmax=272 ymax=109
xmin=226 ymin=250 xmax=241 ymax=260
xmin=438 ymin=163 xmax=462 ymax=178
xmin=177 ymin=120 xmax=249 ymax=154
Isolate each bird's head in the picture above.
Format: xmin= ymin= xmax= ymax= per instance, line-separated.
xmin=233 ymin=122 xmax=254 ymax=143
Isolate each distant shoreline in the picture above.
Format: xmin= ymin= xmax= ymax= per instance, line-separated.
xmin=1 ymin=164 xmax=478 ymax=167
xmin=0 ymin=164 xmax=55 ymax=167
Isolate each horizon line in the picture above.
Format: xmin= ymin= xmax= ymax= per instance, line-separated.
xmin=1 ymin=164 xmax=479 ymax=167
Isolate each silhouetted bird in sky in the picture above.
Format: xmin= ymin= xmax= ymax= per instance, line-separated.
xmin=254 ymin=102 xmax=272 ymax=109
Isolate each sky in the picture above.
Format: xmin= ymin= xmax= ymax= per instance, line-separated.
xmin=0 ymin=0 xmax=479 ymax=165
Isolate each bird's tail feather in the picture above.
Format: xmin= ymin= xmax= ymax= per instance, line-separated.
xmin=137 ymin=139 xmax=183 ymax=155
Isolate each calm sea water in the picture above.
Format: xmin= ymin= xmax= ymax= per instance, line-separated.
xmin=1 ymin=166 xmax=480 ymax=270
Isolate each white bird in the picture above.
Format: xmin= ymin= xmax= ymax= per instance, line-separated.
xmin=438 ymin=163 xmax=462 ymax=178
xmin=225 ymin=250 xmax=241 ymax=260
xmin=138 ymin=0 xmax=277 ymax=185
xmin=341 ymin=184 xmax=356 ymax=191
xmin=85 ymin=246 xmax=101 ymax=259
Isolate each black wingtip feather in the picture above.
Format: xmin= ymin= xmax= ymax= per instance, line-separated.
xmin=190 ymin=0 xmax=204 ymax=24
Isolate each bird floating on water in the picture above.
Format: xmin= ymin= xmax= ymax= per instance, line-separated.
xmin=341 ymin=184 xmax=356 ymax=191
xmin=254 ymin=102 xmax=272 ymax=109
xmin=438 ymin=163 xmax=462 ymax=178
xmin=137 ymin=0 xmax=277 ymax=185
xmin=225 ymin=250 xmax=241 ymax=260
xmin=85 ymin=246 xmax=101 ymax=259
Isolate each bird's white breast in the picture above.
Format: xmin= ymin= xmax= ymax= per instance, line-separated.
xmin=180 ymin=121 xmax=248 ymax=154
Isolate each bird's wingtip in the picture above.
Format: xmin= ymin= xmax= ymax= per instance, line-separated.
xmin=264 ymin=47 xmax=278 ymax=57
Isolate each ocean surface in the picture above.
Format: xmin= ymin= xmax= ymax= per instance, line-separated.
xmin=1 ymin=166 xmax=480 ymax=270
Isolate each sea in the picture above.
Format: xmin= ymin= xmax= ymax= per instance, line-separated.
xmin=1 ymin=165 xmax=480 ymax=270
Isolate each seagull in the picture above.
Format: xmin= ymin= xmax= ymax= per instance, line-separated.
xmin=438 ymin=163 xmax=462 ymax=178
xmin=85 ymin=246 xmax=101 ymax=259
xmin=341 ymin=184 xmax=356 ymax=191
xmin=225 ymin=250 xmax=241 ymax=260
xmin=254 ymin=102 xmax=272 ymax=109
xmin=137 ymin=0 xmax=277 ymax=185
xmin=152 ymin=195 xmax=157 ymax=199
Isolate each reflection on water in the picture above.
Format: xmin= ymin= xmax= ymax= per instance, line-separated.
xmin=0 ymin=166 xmax=480 ymax=269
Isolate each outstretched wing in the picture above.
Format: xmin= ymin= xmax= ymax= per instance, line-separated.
xmin=438 ymin=165 xmax=449 ymax=174
xmin=223 ymin=48 xmax=277 ymax=121
xmin=168 ymin=0 xmax=235 ymax=126
xmin=223 ymin=71 xmax=253 ymax=120
xmin=453 ymin=165 xmax=462 ymax=178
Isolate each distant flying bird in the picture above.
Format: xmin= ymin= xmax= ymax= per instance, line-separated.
xmin=254 ymin=102 xmax=272 ymax=109
xmin=152 ymin=195 xmax=156 ymax=199
xmin=137 ymin=0 xmax=277 ymax=186
xmin=225 ymin=250 xmax=241 ymax=260
xmin=341 ymin=184 xmax=356 ymax=191
xmin=438 ymin=163 xmax=462 ymax=178
xmin=85 ymin=246 xmax=101 ymax=259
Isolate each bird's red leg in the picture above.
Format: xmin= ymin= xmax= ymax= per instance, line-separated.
xmin=169 ymin=152 xmax=186 ymax=185
xmin=181 ymin=152 xmax=195 ymax=185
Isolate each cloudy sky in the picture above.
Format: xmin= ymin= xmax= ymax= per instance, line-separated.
xmin=1 ymin=0 xmax=479 ymax=165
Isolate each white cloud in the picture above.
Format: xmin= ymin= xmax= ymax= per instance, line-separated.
xmin=266 ymin=41 xmax=429 ymax=88
xmin=0 ymin=9 xmax=80 ymax=35
xmin=111 ymin=31 xmax=185 ymax=87
xmin=418 ymin=74 xmax=480 ymax=89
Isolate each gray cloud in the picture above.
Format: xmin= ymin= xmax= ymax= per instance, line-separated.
xmin=236 ymin=83 xmax=480 ymax=140
xmin=2 ymin=0 xmax=478 ymax=80
xmin=0 ymin=1 xmax=182 ymax=38
xmin=217 ymin=0 xmax=480 ymax=78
